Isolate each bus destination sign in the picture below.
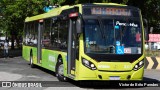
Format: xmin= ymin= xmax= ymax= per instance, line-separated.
xmin=91 ymin=7 xmax=131 ymax=16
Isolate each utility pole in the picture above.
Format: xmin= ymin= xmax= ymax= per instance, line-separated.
xmin=149 ymin=27 xmax=153 ymax=50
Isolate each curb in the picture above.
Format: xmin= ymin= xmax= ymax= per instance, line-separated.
xmin=145 ymin=57 xmax=160 ymax=69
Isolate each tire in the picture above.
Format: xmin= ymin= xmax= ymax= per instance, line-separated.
xmin=30 ymin=54 xmax=35 ymax=68
xmin=56 ymin=58 xmax=67 ymax=82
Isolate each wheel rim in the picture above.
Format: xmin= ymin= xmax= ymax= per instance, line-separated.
xmin=58 ymin=64 xmax=63 ymax=76
xmin=30 ymin=57 xmax=33 ymax=65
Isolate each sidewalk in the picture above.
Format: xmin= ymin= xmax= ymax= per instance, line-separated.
xmin=0 ymin=48 xmax=22 ymax=58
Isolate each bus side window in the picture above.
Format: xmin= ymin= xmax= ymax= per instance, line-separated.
xmin=58 ymin=20 xmax=68 ymax=50
xmin=24 ymin=21 xmax=38 ymax=46
xmin=43 ymin=19 xmax=51 ymax=48
xmin=50 ymin=19 xmax=68 ymax=50
xmin=26 ymin=22 xmax=33 ymax=45
xmin=24 ymin=23 xmax=28 ymax=45
xmin=51 ymin=19 xmax=59 ymax=49
xmin=25 ymin=23 xmax=30 ymax=45
xmin=33 ymin=22 xmax=38 ymax=45
xmin=32 ymin=22 xmax=38 ymax=46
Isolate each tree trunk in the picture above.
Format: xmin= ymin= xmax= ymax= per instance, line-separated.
xmin=11 ymin=34 xmax=15 ymax=50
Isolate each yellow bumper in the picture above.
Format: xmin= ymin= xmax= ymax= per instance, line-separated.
xmin=76 ymin=65 xmax=144 ymax=80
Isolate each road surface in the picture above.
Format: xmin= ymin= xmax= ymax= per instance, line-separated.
xmin=0 ymin=57 xmax=159 ymax=90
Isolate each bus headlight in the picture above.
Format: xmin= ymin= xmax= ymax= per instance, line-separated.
xmin=82 ymin=58 xmax=97 ymax=70
xmin=133 ymin=60 xmax=144 ymax=71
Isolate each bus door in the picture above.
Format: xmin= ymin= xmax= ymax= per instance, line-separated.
xmin=37 ymin=20 xmax=43 ymax=64
xmin=68 ymin=19 xmax=76 ymax=77
xmin=67 ymin=12 xmax=81 ymax=77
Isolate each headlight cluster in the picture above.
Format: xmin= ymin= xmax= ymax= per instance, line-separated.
xmin=82 ymin=58 xmax=97 ymax=70
xmin=133 ymin=60 xmax=144 ymax=71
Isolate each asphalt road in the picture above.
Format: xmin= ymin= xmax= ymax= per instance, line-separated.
xmin=0 ymin=57 xmax=159 ymax=90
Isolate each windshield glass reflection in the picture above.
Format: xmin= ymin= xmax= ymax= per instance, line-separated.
xmin=84 ymin=18 xmax=142 ymax=54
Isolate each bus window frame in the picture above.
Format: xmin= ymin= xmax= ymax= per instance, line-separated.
xmin=42 ymin=16 xmax=69 ymax=51
xmin=24 ymin=21 xmax=38 ymax=47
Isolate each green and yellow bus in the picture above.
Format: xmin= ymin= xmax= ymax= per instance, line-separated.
xmin=23 ymin=3 xmax=147 ymax=81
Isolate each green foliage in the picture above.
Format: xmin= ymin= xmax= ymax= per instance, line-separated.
xmin=127 ymin=0 xmax=160 ymax=33
xmin=0 ymin=0 xmax=46 ymax=37
xmin=145 ymin=0 xmax=160 ymax=32
xmin=0 ymin=0 xmax=159 ymax=39
xmin=0 ymin=0 xmax=48 ymax=49
xmin=49 ymin=0 xmax=66 ymax=5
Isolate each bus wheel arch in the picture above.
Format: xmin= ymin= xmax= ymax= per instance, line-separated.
xmin=56 ymin=55 xmax=67 ymax=82
xmin=30 ymin=49 xmax=35 ymax=68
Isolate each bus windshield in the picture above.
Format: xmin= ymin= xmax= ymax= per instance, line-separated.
xmin=84 ymin=18 xmax=142 ymax=54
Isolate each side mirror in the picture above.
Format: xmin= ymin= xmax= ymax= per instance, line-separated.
xmin=143 ymin=19 xmax=149 ymax=40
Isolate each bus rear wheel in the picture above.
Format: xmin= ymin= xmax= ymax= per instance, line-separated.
xmin=56 ymin=58 xmax=67 ymax=82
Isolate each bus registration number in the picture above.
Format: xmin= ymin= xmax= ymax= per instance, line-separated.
xmin=109 ymin=76 xmax=120 ymax=80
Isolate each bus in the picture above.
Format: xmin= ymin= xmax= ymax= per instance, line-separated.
xmin=23 ymin=3 xmax=147 ymax=81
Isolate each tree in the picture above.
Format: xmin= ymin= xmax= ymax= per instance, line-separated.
xmin=127 ymin=0 xmax=160 ymax=33
xmin=0 ymin=0 xmax=47 ymax=49
xmin=0 ymin=0 xmax=159 ymax=50
xmin=145 ymin=0 xmax=160 ymax=33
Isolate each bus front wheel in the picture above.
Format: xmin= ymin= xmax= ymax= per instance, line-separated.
xmin=56 ymin=58 xmax=67 ymax=82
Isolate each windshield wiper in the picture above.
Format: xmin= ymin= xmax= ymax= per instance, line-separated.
xmin=97 ymin=17 xmax=106 ymax=39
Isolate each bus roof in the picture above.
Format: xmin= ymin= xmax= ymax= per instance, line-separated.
xmin=25 ymin=5 xmax=74 ymax=22
xmin=25 ymin=3 xmax=133 ymax=22
xmin=86 ymin=3 xmax=127 ymax=6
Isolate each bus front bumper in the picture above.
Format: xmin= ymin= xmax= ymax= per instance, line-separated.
xmin=77 ymin=66 xmax=144 ymax=80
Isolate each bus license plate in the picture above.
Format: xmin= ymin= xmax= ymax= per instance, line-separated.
xmin=109 ymin=76 xmax=120 ymax=80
